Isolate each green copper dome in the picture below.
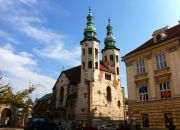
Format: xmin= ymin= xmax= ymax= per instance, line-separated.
xmin=104 ymin=18 xmax=116 ymax=49
xmin=84 ymin=8 xmax=96 ymax=40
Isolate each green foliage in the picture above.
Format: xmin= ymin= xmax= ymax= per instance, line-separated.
xmin=0 ymin=86 xmax=36 ymax=107
xmin=0 ymin=75 xmax=36 ymax=107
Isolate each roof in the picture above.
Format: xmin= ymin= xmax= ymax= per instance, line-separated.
xmin=37 ymin=93 xmax=53 ymax=102
xmin=53 ymin=62 xmax=114 ymax=89
xmin=62 ymin=65 xmax=81 ymax=85
xmin=124 ymin=24 xmax=180 ymax=58
xmin=99 ymin=61 xmax=114 ymax=73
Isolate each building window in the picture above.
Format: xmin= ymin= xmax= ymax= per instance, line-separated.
xmin=83 ymin=62 xmax=85 ymax=69
xmin=110 ymin=55 xmax=113 ymax=61
xmin=105 ymin=73 xmax=111 ymax=80
xmin=164 ymin=113 xmax=173 ymax=128
xmin=83 ymin=48 xmax=85 ymax=56
xmin=136 ymin=59 xmax=145 ymax=75
xmin=160 ymin=81 xmax=171 ymax=99
xmin=116 ymin=67 xmax=119 ymax=75
xmin=117 ymin=100 xmax=121 ymax=107
xmin=105 ymin=56 xmax=107 ymax=62
xmin=139 ymin=86 xmax=148 ymax=101
xmin=88 ymin=47 xmax=92 ymax=54
xmin=88 ymin=61 xmax=92 ymax=68
xmin=116 ymin=55 xmax=119 ymax=62
xmin=156 ymin=35 xmax=161 ymax=43
xmin=95 ymin=62 xmax=98 ymax=69
xmin=156 ymin=52 xmax=167 ymax=69
xmin=95 ymin=48 xmax=98 ymax=59
xmin=142 ymin=114 xmax=149 ymax=127
xmin=106 ymin=87 xmax=112 ymax=102
xmin=60 ymin=87 xmax=64 ymax=103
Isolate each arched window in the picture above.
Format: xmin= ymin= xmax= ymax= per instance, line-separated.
xmin=156 ymin=35 xmax=161 ymax=42
xmin=60 ymin=87 xmax=64 ymax=103
xmin=95 ymin=48 xmax=98 ymax=59
xmin=110 ymin=55 xmax=113 ymax=61
xmin=116 ymin=67 xmax=119 ymax=75
xmin=116 ymin=55 xmax=119 ymax=62
xmin=106 ymin=87 xmax=112 ymax=102
xmin=95 ymin=62 xmax=98 ymax=69
xmin=88 ymin=47 xmax=92 ymax=54
xmin=118 ymin=100 xmax=121 ymax=107
xmin=88 ymin=61 xmax=92 ymax=68
xmin=83 ymin=48 xmax=85 ymax=56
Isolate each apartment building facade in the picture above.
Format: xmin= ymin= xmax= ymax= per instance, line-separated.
xmin=123 ymin=23 xmax=180 ymax=129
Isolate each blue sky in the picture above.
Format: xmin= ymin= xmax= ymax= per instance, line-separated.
xmin=0 ymin=0 xmax=180 ymax=98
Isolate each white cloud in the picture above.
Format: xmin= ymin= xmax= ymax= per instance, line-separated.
xmin=0 ymin=45 xmax=56 ymax=98
xmin=18 ymin=0 xmax=37 ymax=5
xmin=0 ymin=0 xmax=80 ymax=66
xmin=0 ymin=0 xmax=80 ymax=97
xmin=0 ymin=0 xmax=13 ymax=11
xmin=0 ymin=30 xmax=19 ymax=44
xmin=34 ymin=43 xmax=81 ymax=66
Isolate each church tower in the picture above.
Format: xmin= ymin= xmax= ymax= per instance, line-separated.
xmin=102 ymin=18 xmax=120 ymax=79
xmin=76 ymin=8 xmax=100 ymax=122
xmin=80 ymin=8 xmax=100 ymax=82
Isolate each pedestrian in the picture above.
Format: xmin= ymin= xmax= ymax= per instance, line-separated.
xmin=58 ymin=120 xmax=62 ymax=130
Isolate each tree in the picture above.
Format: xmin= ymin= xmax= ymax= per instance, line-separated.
xmin=0 ymin=74 xmax=11 ymax=94
xmin=0 ymin=73 xmax=36 ymax=107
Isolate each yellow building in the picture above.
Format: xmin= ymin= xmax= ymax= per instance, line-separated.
xmin=123 ymin=23 xmax=180 ymax=129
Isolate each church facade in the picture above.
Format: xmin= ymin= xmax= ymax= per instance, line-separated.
xmin=51 ymin=9 xmax=125 ymax=126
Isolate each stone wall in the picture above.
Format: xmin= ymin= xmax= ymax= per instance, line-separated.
xmin=129 ymin=98 xmax=180 ymax=129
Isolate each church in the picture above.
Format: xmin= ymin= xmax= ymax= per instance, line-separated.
xmin=50 ymin=8 xmax=125 ymax=127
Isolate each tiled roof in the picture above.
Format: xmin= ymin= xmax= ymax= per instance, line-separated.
xmin=61 ymin=62 xmax=114 ymax=84
xmin=62 ymin=66 xmax=81 ymax=85
xmin=124 ymin=24 xmax=180 ymax=57
xmin=38 ymin=93 xmax=53 ymax=102
xmin=53 ymin=62 xmax=114 ymax=88
xmin=99 ymin=61 xmax=114 ymax=73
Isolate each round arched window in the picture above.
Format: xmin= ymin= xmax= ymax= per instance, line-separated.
xmin=106 ymin=86 xmax=112 ymax=102
xmin=60 ymin=87 xmax=64 ymax=103
xmin=118 ymin=100 xmax=121 ymax=107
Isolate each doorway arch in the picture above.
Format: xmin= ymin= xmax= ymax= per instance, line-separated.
xmin=1 ymin=108 xmax=11 ymax=126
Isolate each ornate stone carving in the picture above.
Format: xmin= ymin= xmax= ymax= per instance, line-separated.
xmin=144 ymin=53 xmax=152 ymax=60
xmin=166 ymin=45 xmax=178 ymax=53
xmin=125 ymin=60 xmax=134 ymax=67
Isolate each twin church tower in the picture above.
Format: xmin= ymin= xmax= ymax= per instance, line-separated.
xmin=53 ymin=8 xmax=124 ymax=127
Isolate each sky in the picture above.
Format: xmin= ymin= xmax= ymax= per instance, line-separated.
xmin=0 ymin=0 xmax=180 ymax=99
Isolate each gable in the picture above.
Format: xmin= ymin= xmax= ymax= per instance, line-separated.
xmin=124 ymin=24 xmax=180 ymax=58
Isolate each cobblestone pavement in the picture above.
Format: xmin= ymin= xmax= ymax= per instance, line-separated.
xmin=0 ymin=128 xmax=23 ymax=130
